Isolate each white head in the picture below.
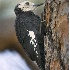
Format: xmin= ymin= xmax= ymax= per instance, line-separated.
xmin=15 ymin=1 xmax=44 ymax=12
xmin=18 ymin=1 xmax=35 ymax=12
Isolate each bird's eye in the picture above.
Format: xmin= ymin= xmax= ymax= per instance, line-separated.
xmin=25 ymin=2 xmax=29 ymax=5
xmin=18 ymin=4 xmax=20 ymax=5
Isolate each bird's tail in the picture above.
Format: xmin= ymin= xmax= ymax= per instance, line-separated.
xmin=35 ymin=34 xmax=45 ymax=70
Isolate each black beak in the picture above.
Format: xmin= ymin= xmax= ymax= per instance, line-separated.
xmin=33 ymin=2 xmax=44 ymax=7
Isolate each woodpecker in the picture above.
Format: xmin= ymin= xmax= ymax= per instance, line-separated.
xmin=14 ymin=1 xmax=45 ymax=70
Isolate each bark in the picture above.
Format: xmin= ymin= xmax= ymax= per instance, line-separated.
xmin=41 ymin=0 xmax=69 ymax=70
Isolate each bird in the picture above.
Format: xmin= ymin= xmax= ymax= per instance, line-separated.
xmin=14 ymin=1 xmax=45 ymax=70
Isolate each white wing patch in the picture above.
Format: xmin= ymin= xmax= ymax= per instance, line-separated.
xmin=28 ymin=31 xmax=39 ymax=57
xmin=28 ymin=31 xmax=38 ymax=52
xmin=28 ymin=31 xmax=35 ymax=38
xmin=28 ymin=31 xmax=37 ymax=46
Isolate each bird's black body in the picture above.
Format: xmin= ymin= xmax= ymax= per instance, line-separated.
xmin=14 ymin=2 xmax=45 ymax=70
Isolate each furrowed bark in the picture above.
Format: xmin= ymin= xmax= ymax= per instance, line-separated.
xmin=41 ymin=0 xmax=69 ymax=70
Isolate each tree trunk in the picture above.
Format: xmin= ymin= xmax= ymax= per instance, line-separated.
xmin=41 ymin=0 xmax=69 ymax=70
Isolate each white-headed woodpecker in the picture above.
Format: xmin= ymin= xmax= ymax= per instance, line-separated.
xmin=14 ymin=1 xmax=45 ymax=70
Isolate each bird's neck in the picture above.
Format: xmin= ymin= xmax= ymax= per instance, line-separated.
xmin=22 ymin=11 xmax=34 ymax=16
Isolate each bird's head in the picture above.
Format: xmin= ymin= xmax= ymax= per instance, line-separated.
xmin=14 ymin=1 xmax=44 ymax=15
